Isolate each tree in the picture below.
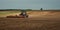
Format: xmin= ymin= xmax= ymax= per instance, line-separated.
xmin=40 ymin=8 xmax=43 ymax=11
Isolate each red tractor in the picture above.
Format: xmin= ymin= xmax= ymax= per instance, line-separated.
xmin=6 ymin=10 xmax=28 ymax=18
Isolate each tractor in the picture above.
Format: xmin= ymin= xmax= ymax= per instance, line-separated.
xmin=6 ymin=10 xmax=28 ymax=18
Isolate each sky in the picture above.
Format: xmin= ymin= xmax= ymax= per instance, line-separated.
xmin=0 ymin=0 xmax=60 ymax=10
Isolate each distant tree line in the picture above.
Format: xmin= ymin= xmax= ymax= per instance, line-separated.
xmin=0 ymin=9 xmax=32 ymax=11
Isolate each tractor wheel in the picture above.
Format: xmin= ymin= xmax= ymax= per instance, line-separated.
xmin=26 ymin=15 xmax=28 ymax=18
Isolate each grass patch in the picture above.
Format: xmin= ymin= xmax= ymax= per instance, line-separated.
xmin=0 ymin=11 xmax=20 ymax=17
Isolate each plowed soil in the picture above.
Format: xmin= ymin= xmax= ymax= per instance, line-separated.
xmin=0 ymin=11 xmax=60 ymax=30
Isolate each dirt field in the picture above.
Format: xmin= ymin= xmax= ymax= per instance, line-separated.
xmin=0 ymin=11 xmax=60 ymax=30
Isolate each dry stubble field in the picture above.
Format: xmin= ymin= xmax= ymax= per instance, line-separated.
xmin=0 ymin=10 xmax=60 ymax=30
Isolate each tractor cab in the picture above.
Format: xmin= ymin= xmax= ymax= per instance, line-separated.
xmin=19 ymin=10 xmax=28 ymax=18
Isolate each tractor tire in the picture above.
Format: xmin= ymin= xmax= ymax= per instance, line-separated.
xmin=26 ymin=15 xmax=28 ymax=18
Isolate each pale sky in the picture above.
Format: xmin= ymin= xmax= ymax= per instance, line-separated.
xmin=0 ymin=0 xmax=60 ymax=10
